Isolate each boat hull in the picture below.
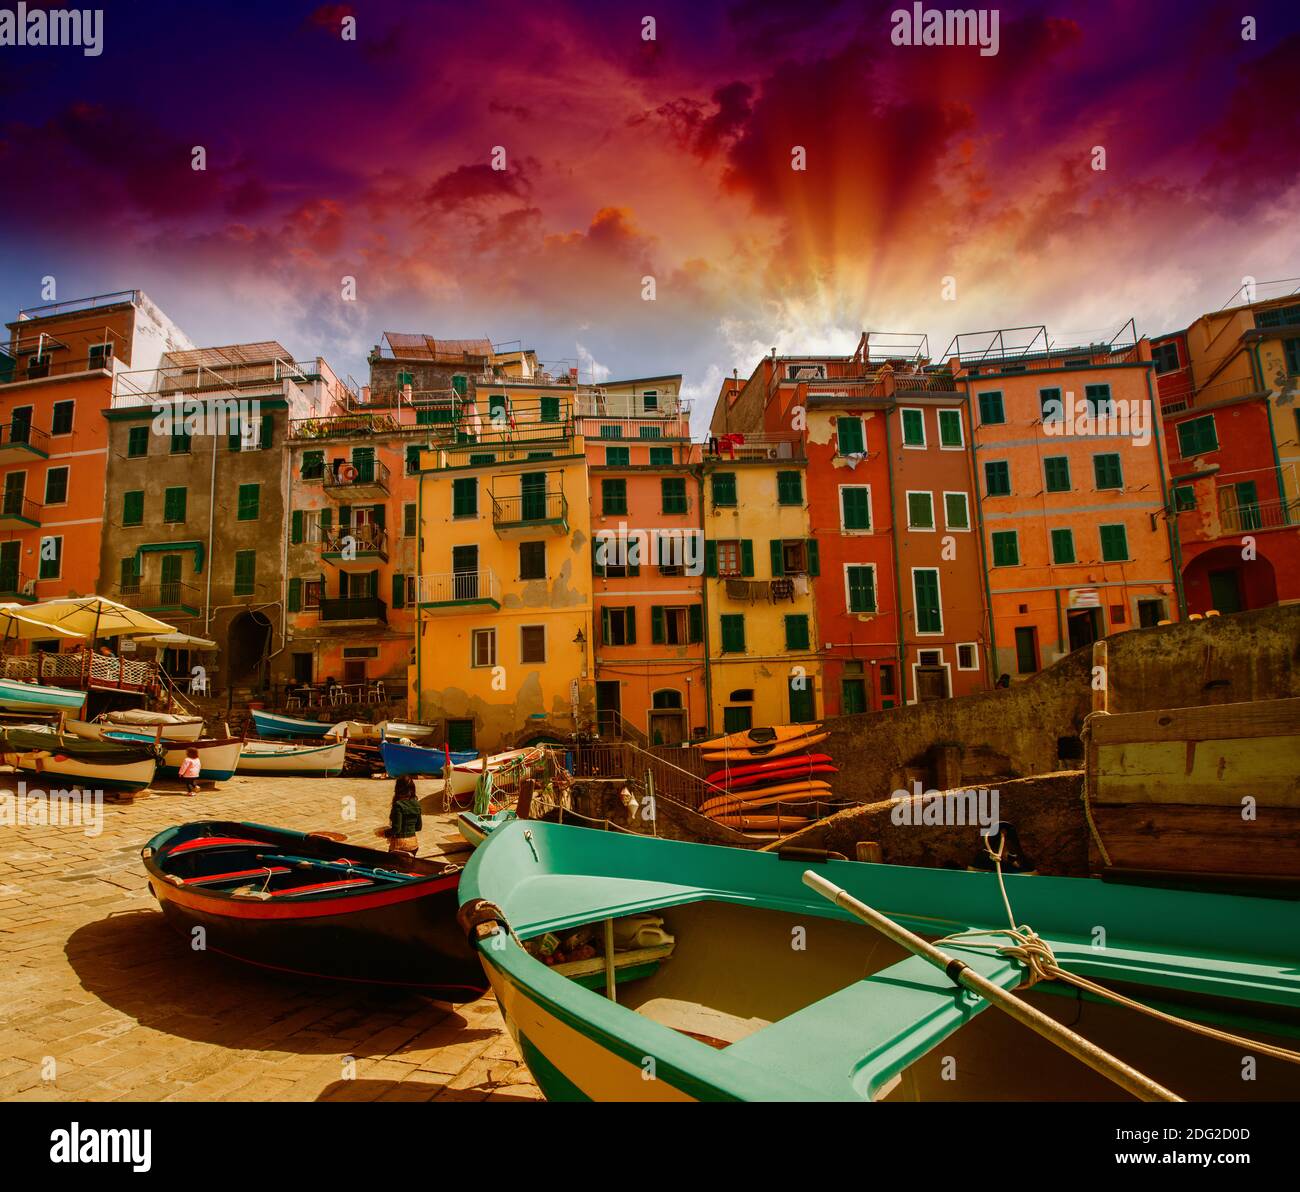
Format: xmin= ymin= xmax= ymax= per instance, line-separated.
xmin=84 ymin=715 xmax=204 ymax=741
xmin=250 ymin=710 xmax=330 ymax=739
xmin=106 ymin=734 xmax=244 ymax=783
xmin=235 ymin=740 xmax=346 ymax=776
xmin=10 ymin=751 xmax=156 ymax=793
xmin=0 ymin=678 xmax=87 ymax=713
xmin=379 ymin=739 xmax=474 ymax=778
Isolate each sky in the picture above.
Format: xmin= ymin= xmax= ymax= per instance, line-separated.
xmin=2 ymin=0 xmax=1298 ymax=428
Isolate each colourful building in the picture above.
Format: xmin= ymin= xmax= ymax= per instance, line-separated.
xmin=0 ymin=290 xmax=191 ymax=609
xmin=952 ymin=324 xmax=1179 ymax=680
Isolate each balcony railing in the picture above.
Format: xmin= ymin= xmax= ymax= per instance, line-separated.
xmin=16 ymin=290 xmax=140 ymax=321
xmin=291 ymin=412 xmax=405 ymax=439
xmin=1219 ymin=497 xmax=1300 ymax=533
xmin=0 ymin=421 xmax=50 ymax=457
xmin=0 ymin=494 xmax=41 ymax=526
xmin=0 ymin=570 xmax=36 ymax=601
xmin=318 ymin=595 xmax=387 ymax=623
xmin=416 ymin=569 xmax=503 ymax=608
xmin=0 ymin=648 xmax=160 ymax=695
xmin=320 ymin=458 xmax=391 ymax=494
xmin=705 ymin=433 xmax=806 ymax=462
xmin=575 ymin=394 xmax=688 ymax=418
xmin=0 ymin=353 xmax=115 ymax=385
xmin=491 ymin=491 xmax=568 ymax=530
xmin=321 ymin=526 xmax=389 ymax=562
xmin=117 ymin=582 xmax=203 ymax=616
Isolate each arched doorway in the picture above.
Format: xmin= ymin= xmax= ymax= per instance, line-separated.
xmin=648 ymin=689 xmax=686 ymax=745
xmin=1182 ymin=545 xmax=1278 ymax=615
xmin=227 ymin=609 xmax=274 ymax=693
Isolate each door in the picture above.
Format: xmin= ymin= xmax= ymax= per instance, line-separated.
xmin=1014 ymin=626 xmax=1039 ymax=674
xmin=160 ymin=554 xmax=182 ymax=605
xmin=1067 ymin=607 xmax=1101 ymax=651
xmin=447 ymin=718 xmax=475 ymax=752
xmin=452 ymin=544 xmax=479 ymax=600
xmin=343 ymin=659 xmax=366 ymax=685
xmin=788 ymin=676 xmax=816 ymax=723
xmin=2 ymin=472 xmax=25 ymax=517
xmin=10 ymin=407 xmax=31 ymax=445
xmin=351 ymin=446 xmax=376 ymax=483
xmin=1208 ymin=568 xmax=1243 ymax=614
xmin=915 ymin=667 xmax=948 ymax=701
xmin=0 ymin=540 xmax=18 ymax=593
xmin=595 ymin=680 xmax=621 ymax=736
xmin=292 ymin=652 xmax=313 ymax=683
xmin=1233 ymin=481 xmax=1260 ymax=531
xmin=521 ymin=472 xmax=547 ymax=522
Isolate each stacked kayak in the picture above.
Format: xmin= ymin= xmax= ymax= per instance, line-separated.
xmin=695 ymin=724 xmax=836 ymax=832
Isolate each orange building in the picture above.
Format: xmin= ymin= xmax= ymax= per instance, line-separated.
xmin=952 ymin=324 xmax=1179 ymax=680
xmin=0 ymin=291 xmax=192 ymax=611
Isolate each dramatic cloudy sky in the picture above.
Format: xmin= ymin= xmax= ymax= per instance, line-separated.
xmin=2 ymin=0 xmax=1297 ymax=424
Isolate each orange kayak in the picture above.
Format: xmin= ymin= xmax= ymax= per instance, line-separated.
xmin=700 ymin=723 xmax=823 ymax=752
xmin=700 ymin=732 xmax=828 ymax=763
xmin=701 ymin=780 xmax=832 ymax=818
xmin=711 ymin=813 xmax=813 ymax=832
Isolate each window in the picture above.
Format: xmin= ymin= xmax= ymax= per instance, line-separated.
xmin=38 ymin=536 xmax=62 ymax=580
xmin=233 ymin=550 xmax=256 ymax=596
xmin=237 ymin=483 xmax=260 ymax=521
xmin=303 ymin=579 xmax=323 ymax=609
xmin=127 ymin=426 xmax=149 ymax=458
xmin=776 ymin=471 xmax=802 ymax=505
xmin=51 ymin=400 xmax=74 ymax=435
xmin=937 ymin=408 xmax=963 ymax=448
xmin=984 ymin=460 xmax=1011 ymax=496
xmin=257 ymin=413 xmax=274 ymax=450
xmin=1050 ymin=528 xmax=1076 ymax=564
xmin=720 ymin=613 xmax=746 ymax=653
xmin=956 ymin=643 xmax=978 ymax=670
xmin=520 ymin=625 xmax=546 ymax=664
xmin=405 ymin=445 xmax=421 ymax=474
xmin=1152 ymin=342 xmax=1180 ymax=373
xmin=403 ymin=503 xmax=417 ymax=537
xmin=784 ymin=614 xmax=810 ymax=651
xmin=1110 ymin=603 xmax=1127 ymax=626
xmin=712 ymin=539 xmax=746 ymax=578
xmin=163 ymin=487 xmax=187 ymax=523
xmin=836 ymin=416 xmax=865 ymax=455
xmin=991 ymin=530 xmax=1020 ymax=566
xmin=472 ymin=628 xmax=497 ymax=667
xmin=468 ymin=453 xmax=494 ymax=467
xmin=978 ymin=391 xmax=1005 ymax=425
xmin=841 ymin=485 xmax=871 ymax=531
xmin=642 ymin=390 xmax=659 ymax=412
xmin=649 ymin=447 xmax=673 ymax=466
xmin=171 ymin=428 xmax=191 ymax=455
xmin=943 ymin=491 xmax=970 ymax=531
xmin=299 ymin=450 xmax=323 ymax=480
xmin=1039 ymin=388 xmax=1063 ymax=425
xmin=1043 ymin=456 xmax=1071 ymax=492
xmin=711 ymin=472 xmax=737 ymax=506
xmin=639 ymin=425 xmax=662 ymax=440
xmin=723 ymin=705 xmax=753 ymax=732
xmin=1100 ymin=523 xmax=1129 ymax=561
xmin=605 ymin=446 xmax=630 ymax=467
xmin=602 ymin=478 xmax=627 ymax=516
xmin=880 ymin=665 xmax=896 ymax=696
xmin=1286 ymin=338 xmax=1300 ymax=376
xmin=519 ymin=541 xmax=546 ymax=580
xmin=539 ymin=396 xmax=560 ymax=422
xmin=1085 ymin=384 xmax=1112 ymax=418
xmin=598 ymin=424 xmax=623 ymax=440
xmin=1093 ymin=453 xmax=1123 ymax=490
xmin=119 ymin=556 xmax=141 ymax=593
xmin=913 ymin=568 xmax=942 ymax=633
xmin=88 ymin=342 xmax=113 ymax=369
xmin=906 ymin=491 xmax=934 ymax=530
xmin=661 ymin=477 xmax=688 ymax=514
xmin=43 ymin=467 xmax=68 ymax=505
xmin=845 ymin=564 xmax=876 ymax=613
xmin=900 ymin=408 xmax=925 ymax=447
xmin=789 ymin=674 xmax=815 ymax=723
xmin=1256 ymin=303 xmax=1300 ymax=329
xmin=651 ymin=604 xmax=702 ymax=645
xmin=1176 ymin=414 xmax=1218 ymax=457
xmin=601 ymin=606 xmax=636 ymax=645
xmin=1173 ymin=485 xmax=1196 ymax=512
xmin=452 ymin=477 xmax=477 ymax=517
xmin=123 ymin=490 xmax=144 ymax=526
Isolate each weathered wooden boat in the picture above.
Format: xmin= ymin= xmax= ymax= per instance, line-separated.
xmin=250 ymin=709 xmax=330 ymax=739
xmin=0 ymin=726 xmax=159 ymax=793
xmin=98 ymin=709 xmax=205 ymax=740
xmin=142 ymin=820 xmax=487 ymax=1000
xmin=456 ymin=808 xmax=517 ymax=848
xmin=235 ymin=739 xmax=346 ymax=776
xmin=459 ymin=820 xmax=1300 ymax=1101
xmin=443 ymin=748 xmax=532 ymax=798
xmin=104 ymin=732 xmax=244 ymax=783
xmin=379 ymin=738 xmax=475 ymax=779
xmin=0 ymin=677 xmax=87 ymax=714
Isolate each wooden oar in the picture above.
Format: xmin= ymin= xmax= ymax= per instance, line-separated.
xmin=801 ymin=870 xmax=1183 ymax=1103
xmin=256 ymin=853 xmax=415 ymax=883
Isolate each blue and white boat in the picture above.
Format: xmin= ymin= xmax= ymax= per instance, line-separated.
xmin=104 ymin=732 xmax=244 ymax=783
xmin=379 ymin=737 xmax=475 ymax=778
xmin=250 ymin=709 xmax=331 ymax=739
xmin=0 ymin=677 xmax=87 ymax=714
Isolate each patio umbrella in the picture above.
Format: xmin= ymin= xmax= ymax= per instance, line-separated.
xmin=0 ymin=603 xmax=85 ymax=652
xmin=21 ymin=596 xmax=175 ymax=642
xmin=132 ymin=632 xmax=218 ymax=650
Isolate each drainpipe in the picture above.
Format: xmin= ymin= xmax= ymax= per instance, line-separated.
xmin=203 ymin=425 xmax=217 ymax=636
xmin=415 ymin=458 xmax=423 ymax=722
xmin=965 ymin=378 xmax=1000 ymax=676
xmin=882 ymin=406 xmax=908 ymax=703
xmin=1250 ymin=341 xmax=1290 ymax=511
xmin=1144 ymin=369 xmax=1185 ymax=619
xmin=695 ymin=463 xmax=712 ymax=734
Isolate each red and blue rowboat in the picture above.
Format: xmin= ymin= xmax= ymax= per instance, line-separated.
xmin=141 ymin=820 xmax=488 ymax=1001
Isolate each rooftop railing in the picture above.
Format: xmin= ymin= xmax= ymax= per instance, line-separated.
xmin=16 ymin=290 xmax=140 ymax=321
xmin=1219 ymin=497 xmax=1299 ymax=534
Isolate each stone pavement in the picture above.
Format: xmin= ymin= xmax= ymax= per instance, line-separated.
xmin=0 ymin=772 xmax=542 ymax=1102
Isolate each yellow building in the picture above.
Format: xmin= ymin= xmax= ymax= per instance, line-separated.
xmin=410 ymin=383 xmax=594 ymax=752
xmin=701 ymin=442 xmax=821 ymax=732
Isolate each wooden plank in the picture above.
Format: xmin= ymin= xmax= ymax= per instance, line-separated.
xmin=1091 ymin=737 xmax=1300 ymax=807
xmin=1087 ymin=697 xmax=1300 ymax=746
xmin=550 ymin=943 xmax=675 ymax=981
xmin=1090 ymin=804 xmax=1300 ymax=877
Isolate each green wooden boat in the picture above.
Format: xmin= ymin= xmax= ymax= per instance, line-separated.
xmin=459 ymin=821 xmax=1300 ymax=1102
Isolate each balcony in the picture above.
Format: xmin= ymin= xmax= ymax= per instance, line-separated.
xmin=491 ymin=491 xmax=569 ymax=537
xmin=705 ymin=433 xmax=806 ymax=462
xmin=0 ymin=494 xmax=41 ymax=529
xmin=416 ymin=569 xmax=502 ymax=614
xmin=321 ymin=526 xmax=388 ymax=568
xmin=117 ymin=582 xmax=202 ymax=618
xmin=320 ymin=457 xmax=391 ymax=500
xmin=1219 ymin=497 xmax=1300 ymax=534
xmin=0 ymin=352 xmax=115 ymax=386
xmin=0 ymin=422 xmax=50 ymax=463
xmin=318 ymin=595 xmax=387 ymax=625
xmin=0 ymin=569 xmax=36 ymax=602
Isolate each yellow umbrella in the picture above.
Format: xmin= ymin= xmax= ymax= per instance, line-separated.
xmin=0 ymin=603 xmax=86 ymax=642
xmin=21 ymin=596 xmax=176 ymax=641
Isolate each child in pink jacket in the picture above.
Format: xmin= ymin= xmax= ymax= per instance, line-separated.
xmin=179 ymin=747 xmax=201 ymax=796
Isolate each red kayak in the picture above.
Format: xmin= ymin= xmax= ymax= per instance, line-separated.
xmin=705 ymin=753 xmax=833 ymax=786
xmin=721 ymin=763 xmax=838 ymax=792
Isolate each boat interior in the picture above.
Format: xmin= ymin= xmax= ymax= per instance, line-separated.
xmin=535 ymin=898 xmax=1300 ymax=1101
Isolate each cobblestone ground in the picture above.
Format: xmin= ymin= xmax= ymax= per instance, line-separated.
xmin=0 ymin=772 xmax=542 ymax=1103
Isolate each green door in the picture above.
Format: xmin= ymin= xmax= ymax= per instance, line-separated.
xmin=352 ymin=446 xmax=376 ymax=483
xmin=1208 ymin=568 xmax=1243 ymax=614
xmin=452 ymin=544 xmax=479 ymax=600
xmin=788 ymin=676 xmax=815 ymax=724
xmin=1014 ymin=626 xmax=1038 ymax=674
xmin=521 ymin=472 xmax=547 ymax=522
xmin=447 ymin=719 xmax=475 ymax=751
xmin=0 ymin=541 xmax=19 ymax=593
xmin=1233 ymin=482 xmax=1260 ymax=531
xmin=160 ymin=554 xmax=182 ymax=604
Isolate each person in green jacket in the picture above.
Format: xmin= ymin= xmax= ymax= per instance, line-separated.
xmin=379 ymin=775 xmax=422 ymax=854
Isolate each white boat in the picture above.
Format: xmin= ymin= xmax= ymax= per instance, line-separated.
xmin=66 ymin=716 xmax=205 ymax=744
xmin=444 ymin=748 xmax=532 ymax=798
xmin=325 ymin=719 xmax=438 ymax=742
xmin=0 ymin=726 xmax=158 ymax=793
xmin=98 ymin=709 xmax=205 ymax=740
xmin=0 ymin=677 xmax=87 ymax=714
xmin=103 ymin=732 xmax=244 ymax=783
xmin=235 ymin=739 xmax=346 ymax=776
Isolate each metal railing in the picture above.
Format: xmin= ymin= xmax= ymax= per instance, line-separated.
xmin=575 ymin=394 xmax=689 ymax=418
xmin=0 ymin=494 xmax=40 ymax=523
xmin=0 ymin=353 xmax=115 ymax=385
xmin=321 ymin=526 xmax=389 ymax=555
xmin=491 ymin=491 xmax=568 ymax=526
xmin=581 ymin=416 xmax=692 ymax=441
xmin=318 ymin=595 xmax=387 ymax=622
xmin=0 ymin=569 xmax=34 ymax=598
xmin=416 ymin=569 xmax=502 ymax=605
xmin=116 ymin=581 xmax=203 ymax=611
xmin=16 ymin=290 xmax=140 ymax=320
xmin=321 ymin=458 xmax=391 ymax=492
xmin=1220 ymin=497 xmax=1299 ymax=533
xmin=291 ymin=412 xmax=405 ymax=439
xmin=0 ymin=422 xmax=50 ymax=454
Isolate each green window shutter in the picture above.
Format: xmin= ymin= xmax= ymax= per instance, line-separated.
xmin=784 ymin=614 xmax=810 ymax=651
xmin=404 ymin=503 xmax=417 ymax=536
xmin=1044 ymin=457 xmax=1071 ymax=492
xmin=841 ymin=487 xmax=870 ymax=530
xmin=599 ymin=424 xmax=623 ymax=440
xmin=119 ymin=556 xmax=139 ymax=588
xmin=712 ymin=472 xmax=737 ymax=505
xmin=913 ymin=569 xmax=941 ymax=632
xmin=978 ymin=391 xmax=1005 ymax=425
xmin=391 ymin=572 xmax=405 ymax=609
xmin=704 ymin=541 xmax=718 ymax=577
xmin=291 ymin=510 xmax=304 ymax=544
xmin=1093 ymin=453 xmax=1123 ymax=489
xmin=260 ymin=412 xmax=274 ymax=449
xmin=740 ymin=540 xmax=754 ymax=577
xmin=540 ymin=396 xmax=560 ymax=422
xmin=907 ymin=491 xmax=934 ymax=529
xmin=662 ymin=477 xmax=687 ymax=514
xmin=847 ymin=565 xmax=875 ymax=612
xmin=624 ymin=607 xmax=636 ymax=645
xmin=1173 ymin=485 xmax=1196 ymax=512
xmin=638 ymin=425 xmax=662 ymax=439
xmin=338 ymin=504 xmax=351 ymax=529
xmin=1100 ymin=524 xmax=1128 ymax=561
xmin=237 ymin=483 xmax=260 ymax=521
xmin=453 ymin=478 xmax=477 ymax=517
xmin=901 ymin=408 xmax=924 ymax=446
xmin=127 ymin=426 xmax=149 ymax=457
xmin=944 ymin=493 xmax=969 ymax=530
xmin=938 ymin=408 xmax=963 ymax=447
xmin=806 ymin=538 xmax=819 ymax=576
xmin=1050 ymin=528 xmax=1075 ymax=564
xmin=769 ymin=539 xmax=785 ymax=576
xmin=651 ymin=605 xmax=665 ymax=644
xmin=776 ymin=471 xmax=802 ymax=505
xmin=720 ymin=614 xmax=745 ymax=653
xmin=319 ymin=507 xmax=332 ymax=535
xmin=233 ymin=550 xmax=256 ymax=596
xmin=1085 ymin=384 xmax=1112 ymax=417
xmin=606 ymin=446 xmax=630 ymax=466
xmin=163 ymin=487 xmax=186 ymax=523
xmin=649 ymin=447 xmax=672 ymax=466
xmin=688 ymin=604 xmax=703 ymax=644
xmin=592 ymin=545 xmax=605 ymax=577
xmin=405 ymin=445 xmax=421 ymax=473
xmin=991 ymin=531 xmax=1019 ymax=566
xmin=1039 ymin=389 xmax=1064 ymax=424
xmin=123 ymin=490 xmax=144 ymax=526
xmin=985 ymin=461 xmax=1010 ymax=496
xmin=602 ymin=479 xmax=627 ymax=515
xmin=287 ymin=577 xmax=302 ymax=612
xmin=836 ymin=417 xmax=864 ymax=455
xmin=302 ymin=450 xmax=324 ymax=479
